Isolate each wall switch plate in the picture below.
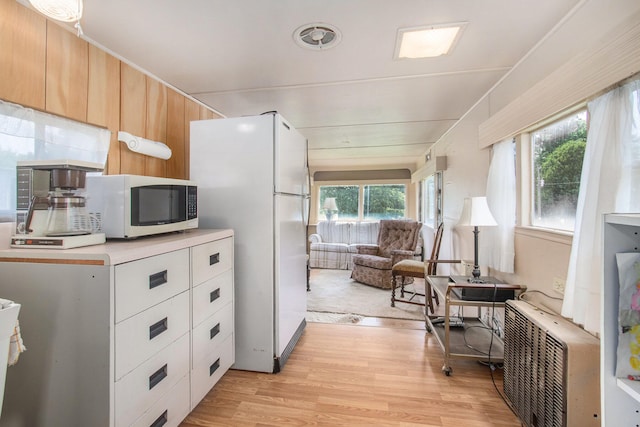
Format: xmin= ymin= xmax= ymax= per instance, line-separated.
xmin=552 ymin=277 xmax=566 ymax=294
xmin=462 ymin=260 xmax=474 ymax=276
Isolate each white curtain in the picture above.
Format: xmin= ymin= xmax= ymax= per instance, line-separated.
xmin=483 ymin=138 xmax=516 ymax=273
xmin=562 ymin=78 xmax=640 ymax=335
xmin=0 ymin=99 xmax=111 ymax=163
xmin=0 ymin=99 xmax=111 ymax=222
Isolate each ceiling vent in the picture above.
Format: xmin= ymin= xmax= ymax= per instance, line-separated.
xmin=294 ymin=23 xmax=342 ymax=50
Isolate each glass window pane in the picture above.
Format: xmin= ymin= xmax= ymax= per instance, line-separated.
xmin=531 ymin=110 xmax=587 ymax=231
xmin=424 ymin=175 xmax=435 ymax=226
xmin=363 ymin=184 xmax=406 ymax=220
xmin=318 ymin=185 xmax=358 ymax=220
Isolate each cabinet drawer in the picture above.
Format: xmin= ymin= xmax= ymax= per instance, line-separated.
xmin=191 ymin=334 xmax=234 ymax=410
xmin=192 ymin=301 xmax=233 ymax=366
xmin=192 ymin=269 xmax=233 ymax=327
xmin=115 ymin=333 xmax=189 ymax=427
xmin=115 ymin=249 xmax=190 ymax=323
xmin=192 ymin=238 xmax=233 ymax=286
xmin=130 ymin=373 xmax=190 ymax=427
xmin=115 ymin=291 xmax=190 ymax=380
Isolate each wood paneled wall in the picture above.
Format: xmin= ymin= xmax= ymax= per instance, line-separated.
xmin=0 ymin=0 xmax=220 ymax=179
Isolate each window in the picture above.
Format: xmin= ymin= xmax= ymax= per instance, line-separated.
xmin=317 ymin=183 xmax=407 ymax=221
xmin=421 ymin=172 xmax=442 ymax=229
xmin=318 ymin=185 xmax=359 ymax=220
xmin=362 ymin=184 xmax=406 ymax=220
xmin=0 ymin=100 xmax=110 ymax=223
xmin=530 ymin=110 xmax=587 ymax=231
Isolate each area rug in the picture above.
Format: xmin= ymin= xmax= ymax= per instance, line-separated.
xmin=305 ymin=311 xmax=364 ymax=324
xmin=307 ymin=268 xmax=425 ymax=321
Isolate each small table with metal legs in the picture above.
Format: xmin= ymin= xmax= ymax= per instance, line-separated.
xmin=425 ymin=275 xmax=525 ymax=376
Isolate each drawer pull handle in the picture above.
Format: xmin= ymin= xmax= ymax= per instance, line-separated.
xmin=210 ymin=288 xmax=221 ymax=303
xmin=150 ymin=410 xmax=168 ymax=427
xmin=149 ymin=270 xmax=168 ymax=289
xmin=149 ymin=364 xmax=167 ymax=390
xmin=209 ymin=253 xmax=220 ymax=265
xmin=149 ymin=317 xmax=168 ymax=340
xmin=210 ymin=323 xmax=220 ymax=340
xmin=209 ymin=358 xmax=220 ymax=376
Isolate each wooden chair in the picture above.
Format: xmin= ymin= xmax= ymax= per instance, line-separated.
xmin=391 ymin=223 xmax=460 ymax=314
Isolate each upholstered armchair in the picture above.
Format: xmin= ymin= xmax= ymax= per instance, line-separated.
xmin=350 ymin=219 xmax=422 ymax=289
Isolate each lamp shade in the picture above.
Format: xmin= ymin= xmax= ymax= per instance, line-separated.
xmin=323 ymin=197 xmax=338 ymax=211
xmin=457 ymin=197 xmax=497 ymax=227
xmin=29 ymin=0 xmax=83 ymax=22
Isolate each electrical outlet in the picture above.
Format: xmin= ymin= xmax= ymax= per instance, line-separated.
xmin=462 ymin=260 xmax=474 ymax=276
xmin=552 ymin=277 xmax=566 ymax=294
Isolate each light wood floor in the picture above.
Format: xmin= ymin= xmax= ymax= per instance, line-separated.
xmin=181 ymin=320 xmax=522 ymax=427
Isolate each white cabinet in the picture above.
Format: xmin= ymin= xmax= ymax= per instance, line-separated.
xmin=603 ymin=214 xmax=640 ymax=426
xmin=114 ymin=249 xmax=190 ymax=323
xmin=0 ymin=229 xmax=234 ymax=427
xmin=115 ymin=333 xmax=190 ymax=426
xmin=189 ymin=238 xmax=235 ymax=409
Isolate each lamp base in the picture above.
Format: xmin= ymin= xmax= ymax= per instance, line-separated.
xmin=471 ymin=265 xmax=482 ymax=282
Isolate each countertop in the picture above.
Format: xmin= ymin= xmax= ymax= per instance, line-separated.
xmin=0 ymin=228 xmax=234 ymax=265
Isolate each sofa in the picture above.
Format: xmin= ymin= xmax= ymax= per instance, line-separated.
xmin=309 ymin=221 xmax=422 ymax=269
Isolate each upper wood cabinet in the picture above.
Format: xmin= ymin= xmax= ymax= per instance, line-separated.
xmin=120 ymin=63 xmax=147 ymax=176
xmin=2 ymin=0 xmax=220 ymax=179
xmin=184 ymin=99 xmax=202 ymax=181
xmin=167 ymin=89 xmax=186 ymax=179
xmin=88 ymin=45 xmax=121 ymax=175
xmin=145 ymin=78 xmax=167 ymax=177
xmin=46 ymin=23 xmax=89 ymax=122
xmin=0 ymin=0 xmax=46 ymax=109
xmin=200 ymin=106 xmax=217 ymax=120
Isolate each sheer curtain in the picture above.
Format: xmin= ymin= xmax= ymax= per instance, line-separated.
xmin=0 ymin=99 xmax=110 ymax=162
xmin=562 ymin=78 xmax=640 ymax=335
xmin=483 ymin=138 xmax=516 ymax=273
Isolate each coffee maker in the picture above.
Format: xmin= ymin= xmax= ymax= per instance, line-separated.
xmin=11 ymin=160 xmax=106 ymax=249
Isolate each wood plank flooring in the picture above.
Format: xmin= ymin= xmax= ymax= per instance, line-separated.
xmin=181 ymin=321 xmax=521 ymax=427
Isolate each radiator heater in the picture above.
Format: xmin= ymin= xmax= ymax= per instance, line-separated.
xmin=503 ymin=300 xmax=600 ymax=427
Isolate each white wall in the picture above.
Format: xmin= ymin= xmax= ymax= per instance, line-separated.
xmin=422 ymin=0 xmax=640 ymax=313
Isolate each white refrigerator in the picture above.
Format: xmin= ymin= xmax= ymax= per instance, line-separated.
xmin=190 ymin=113 xmax=309 ymax=373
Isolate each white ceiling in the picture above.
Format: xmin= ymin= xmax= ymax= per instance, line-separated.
xmin=78 ymin=0 xmax=582 ymax=170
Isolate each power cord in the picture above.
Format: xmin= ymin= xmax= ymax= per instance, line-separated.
xmin=462 ymin=284 xmax=522 ymax=421
xmin=518 ymin=289 xmax=563 ymax=301
xmin=518 ymin=290 xmax=562 ymax=315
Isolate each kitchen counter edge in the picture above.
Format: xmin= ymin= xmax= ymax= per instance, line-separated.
xmin=0 ymin=228 xmax=234 ymax=265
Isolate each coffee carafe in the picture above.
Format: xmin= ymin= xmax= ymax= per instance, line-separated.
xmin=48 ymin=168 xmax=93 ymax=236
xmin=12 ymin=160 xmax=106 ymax=249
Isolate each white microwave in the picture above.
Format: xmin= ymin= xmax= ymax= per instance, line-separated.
xmin=85 ymin=175 xmax=198 ymax=239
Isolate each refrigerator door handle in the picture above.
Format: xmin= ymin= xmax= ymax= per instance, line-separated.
xmin=301 ymin=196 xmax=309 ymax=227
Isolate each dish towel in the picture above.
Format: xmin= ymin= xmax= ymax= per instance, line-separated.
xmin=8 ymin=320 xmax=25 ymax=366
xmin=0 ymin=299 xmax=26 ymax=366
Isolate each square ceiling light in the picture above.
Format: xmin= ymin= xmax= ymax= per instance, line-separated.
xmin=394 ymin=23 xmax=467 ymax=59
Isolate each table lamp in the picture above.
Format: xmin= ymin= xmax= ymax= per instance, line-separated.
xmin=323 ymin=198 xmax=338 ymax=221
xmin=457 ymin=196 xmax=497 ymax=282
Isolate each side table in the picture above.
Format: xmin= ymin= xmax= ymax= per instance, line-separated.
xmin=425 ymin=275 xmax=525 ymax=376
